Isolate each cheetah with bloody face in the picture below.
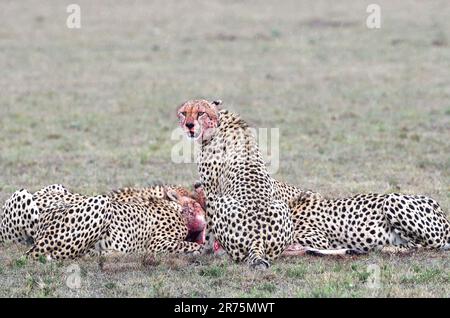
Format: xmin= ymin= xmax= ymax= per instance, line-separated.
xmin=1 ymin=184 xmax=206 ymax=260
xmin=284 ymin=192 xmax=450 ymax=256
xmin=177 ymin=99 xmax=294 ymax=268
xmin=93 ymin=187 xmax=206 ymax=257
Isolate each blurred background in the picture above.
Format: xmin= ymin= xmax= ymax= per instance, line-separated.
xmin=0 ymin=0 xmax=449 ymax=210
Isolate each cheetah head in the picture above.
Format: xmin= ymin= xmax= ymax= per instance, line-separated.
xmin=166 ymin=189 xmax=207 ymax=244
xmin=176 ymin=99 xmax=222 ymax=142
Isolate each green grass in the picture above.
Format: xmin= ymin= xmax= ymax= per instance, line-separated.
xmin=12 ymin=257 xmax=28 ymax=269
xmin=0 ymin=244 xmax=449 ymax=297
xmin=400 ymin=267 xmax=448 ymax=285
xmin=0 ymin=0 xmax=449 ymax=297
xmin=105 ymin=282 xmax=117 ymax=290
xmin=284 ymin=265 xmax=307 ymax=279
xmin=199 ymin=263 xmax=228 ymax=278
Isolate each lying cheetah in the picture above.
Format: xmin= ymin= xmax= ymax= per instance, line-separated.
xmin=1 ymin=184 xmax=206 ymax=260
xmin=27 ymin=194 xmax=113 ymax=260
xmin=177 ymin=99 xmax=293 ymax=268
xmin=0 ymin=184 xmax=85 ymax=245
xmin=91 ymin=187 xmax=206 ymax=258
xmin=284 ymin=192 xmax=450 ymax=256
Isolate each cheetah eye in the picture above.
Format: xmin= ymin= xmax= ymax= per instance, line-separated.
xmin=180 ymin=112 xmax=187 ymax=117
xmin=198 ymin=112 xmax=205 ymax=117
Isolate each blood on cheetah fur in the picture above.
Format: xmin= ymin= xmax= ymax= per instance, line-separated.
xmin=1 ymin=184 xmax=206 ymax=260
xmin=177 ymin=99 xmax=294 ymax=268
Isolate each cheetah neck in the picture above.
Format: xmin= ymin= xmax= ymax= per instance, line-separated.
xmin=198 ymin=108 xmax=269 ymax=198
xmin=201 ymin=109 xmax=248 ymax=147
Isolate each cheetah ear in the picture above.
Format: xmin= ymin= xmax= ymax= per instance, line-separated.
xmin=193 ymin=181 xmax=203 ymax=190
xmin=211 ymin=100 xmax=222 ymax=109
xmin=166 ymin=189 xmax=181 ymax=202
xmin=210 ymin=99 xmax=222 ymax=112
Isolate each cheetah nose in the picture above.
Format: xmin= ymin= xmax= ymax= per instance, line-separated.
xmin=186 ymin=123 xmax=194 ymax=129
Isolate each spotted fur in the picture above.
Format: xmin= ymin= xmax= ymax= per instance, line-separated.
xmin=288 ymin=192 xmax=450 ymax=253
xmin=178 ymin=100 xmax=294 ymax=268
xmin=1 ymin=184 xmax=205 ymax=260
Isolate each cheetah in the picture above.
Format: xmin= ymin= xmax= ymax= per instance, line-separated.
xmin=27 ymin=194 xmax=113 ymax=260
xmin=91 ymin=187 xmax=206 ymax=257
xmin=0 ymin=184 xmax=86 ymax=245
xmin=283 ymin=192 xmax=450 ymax=256
xmin=108 ymin=184 xmax=192 ymax=203
xmin=1 ymin=184 xmax=207 ymax=260
xmin=177 ymin=99 xmax=293 ymax=268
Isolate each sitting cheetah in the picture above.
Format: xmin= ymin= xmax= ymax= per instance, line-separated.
xmin=284 ymin=192 xmax=450 ymax=256
xmin=177 ymin=99 xmax=293 ymax=268
xmin=1 ymin=184 xmax=206 ymax=260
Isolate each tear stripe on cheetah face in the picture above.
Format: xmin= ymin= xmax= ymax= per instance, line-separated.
xmin=286 ymin=192 xmax=450 ymax=254
xmin=179 ymin=100 xmax=294 ymax=268
xmin=177 ymin=99 xmax=220 ymax=142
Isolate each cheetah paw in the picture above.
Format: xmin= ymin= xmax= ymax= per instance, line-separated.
xmin=250 ymin=259 xmax=270 ymax=270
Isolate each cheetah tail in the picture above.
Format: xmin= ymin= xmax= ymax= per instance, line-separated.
xmin=25 ymin=245 xmax=41 ymax=259
xmin=0 ymin=227 xmax=5 ymax=245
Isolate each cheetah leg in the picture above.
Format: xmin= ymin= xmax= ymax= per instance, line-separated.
xmin=384 ymin=194 xmax=450 ymax=249
xmin=290 ymin=227 xmax=330 ymax=250
xmin=208 ymin=196 xmax=290 ymax=267
xmin=380 ymin=244 xmax=418 ymax=254
xmin=193 ymin=181 xmax=206 ymax=211
xmin=210 ymin=196 xmax=273 ymax=268
xmin=1 ymin=189 xmax=39 ymax=245
xmin=257 ymin=199 xmax=293 ymax=264
xmin=248 ymin=239 xmax=270 ymax=269
xmin=150 ymin=239 xmax=204 ymax=256
xmin=202 ymin=225 xmax=216 ymax=255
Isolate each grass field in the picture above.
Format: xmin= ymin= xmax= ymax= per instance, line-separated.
xmin=0 ymin=0 xmax=449 ymax=297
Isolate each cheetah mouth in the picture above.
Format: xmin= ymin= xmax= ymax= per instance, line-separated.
xmin=186 ymin=130 xmax=202 ymax=141
xmin=185 ymin=229 xmax=205 ymax=244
